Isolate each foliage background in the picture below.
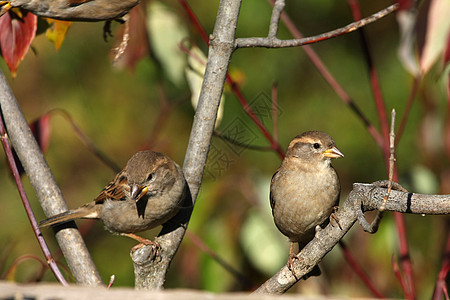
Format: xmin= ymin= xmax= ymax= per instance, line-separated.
xmin=0 ymin=0 xmax=448 ymax=298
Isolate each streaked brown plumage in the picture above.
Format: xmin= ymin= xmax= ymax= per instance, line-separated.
xmin=270 ymin=131 xmax=343 ymax=275
xmin=40 ymin=151 xmax=187 ymax=248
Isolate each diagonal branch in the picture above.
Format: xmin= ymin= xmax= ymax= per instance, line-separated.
xmin=235 ymin=4 xmax=398 ymax=49
xmin=254 ymin=182 xmax=450 ymax=294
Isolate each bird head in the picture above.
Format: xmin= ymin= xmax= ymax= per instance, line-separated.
xmin=126 ymin=151 xmax=175 ymax=202
xmin=285 ymin=131 xmax=344 ymax=168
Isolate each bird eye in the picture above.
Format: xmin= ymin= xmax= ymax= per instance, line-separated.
xmin=146 ymin=173 xmax=154 ymax=182
xmin=313 ymin=143 xmax=321 ymax=149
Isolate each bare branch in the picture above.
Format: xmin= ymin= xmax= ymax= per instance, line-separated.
xmin=381 ymin=109 xmax=397 ymax=211
xmin=254 ymin=182 xmax=450 ymax=294
xmin=235 ymin=4 xmax=398 ymax=49
xmin=0 ymin=71 xmax=102 ymax=286
xmin=268 ymin=0 xmax=285 ymax=38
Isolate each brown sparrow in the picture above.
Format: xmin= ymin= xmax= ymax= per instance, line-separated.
xmin=2 ymin=0 xmax=140 ymax=21
xmin=270 ymin=131 xmax=343 ymax=275
xmin=40 ymin=151 xmax=187 ymax=250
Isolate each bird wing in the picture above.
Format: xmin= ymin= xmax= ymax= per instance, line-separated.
xmin=94 ymin=168 xmax=128 ymax=204
xmin=269 ymin=170 xmax=279 ymax=210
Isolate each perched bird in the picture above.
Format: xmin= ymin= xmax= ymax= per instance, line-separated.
xmin=1 ymin=0 xmax=140 ymax=21
xmin=270 ymin=131 xmax=343 ymax=275
xmin=40 ymin=151 xmax=187 ymax=250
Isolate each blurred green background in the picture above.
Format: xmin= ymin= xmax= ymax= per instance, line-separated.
xmin=0 ymin=0 xmax=448 ymax=298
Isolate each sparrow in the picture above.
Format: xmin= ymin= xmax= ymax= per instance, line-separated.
xmin=1 ymin=0 xmax=140 ymax=21
xmin=40 ymin=150 xmax=187 ymax=251
xmin=270 ymin=131 xmax=343 ymax=276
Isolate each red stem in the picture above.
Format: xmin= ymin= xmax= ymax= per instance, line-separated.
xmin=226 ymin=74 xmax=285 ymax=158
xmin=347 ymin=1 xmax=415 ymax=298
xmin=268 ymin=0 xmax=384 ymax=149
xmin=392 ymin=255 xmax=409 ymax=297
xmin=272 ymin=81 xmax=279 ymax=143
xmin=179 ymin=0 xmax=285 ymax=158
xmin=347 ymin=0 xmax=389 ymax=157
xmin=0 ymin=113 xmax=68 ymax=286
xmin=339 ymin=241 xmax=384 ymax=298
xmin=396 ymin=77 xmax=419 ymax=144
xmin=432 ymin=231 xmax=450 ymax=300
xmin=444 ymin=77 xmax=450 ymax=159
xmin=179 ymin=0 xmax=209 ymax=45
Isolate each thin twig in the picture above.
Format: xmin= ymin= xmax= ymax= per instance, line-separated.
xmin=107 ymin=275 xmax=115 ymax=289
xmin=396 ymin=77 xmax=419 ymax=144
xmin=272 ymin=82 xmax=279 ymax=143
xmin=392 ymin=255 xmax=409 ymax=297
xmin=178 ymin=0 xmax=209 ymax=44
xmin=268 ymin=0 xmax=284 ymax=38
xmin=0 ymin=114 xmax=68 ymax=286
xmin=186 ymin=231 xmax=254 ymax=289
xmin=339 ymin=241 xmax=384 ymax=298
xmin=50 ymin=109 xmax=121 ymax=173
xmin=235 ymin=4 xmax=398 ymax=48
xmin=226 ymin=75 xmax=285 ymax=158
xmin=3 ymin=255 xmax=47 ymax=281
xmin=213 ymin=130 xmax=274 ymax=152
xmin=380 ymin=109 xmax=396 ymax=211
xmin=431 ymin=231 xmax=450 ymax=300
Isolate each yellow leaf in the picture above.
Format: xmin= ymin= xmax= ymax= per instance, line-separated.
xmin=45 ymin=18 xmax=71 ymax=50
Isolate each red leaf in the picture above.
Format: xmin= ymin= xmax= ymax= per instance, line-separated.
xmin=30 ymin=113 xmax=52 ymax=154
xmin=113 ymin=5 xmax=149 ymax=71
xmin=396 ymin=0 xmax=414 ymax=11
xmin=444 ymin=32 xmax=450 ymax=65
xmin=0 ymin=9 xmax=37 ymax=77
xmin=12 ymin=114 xmax=52 ymax=176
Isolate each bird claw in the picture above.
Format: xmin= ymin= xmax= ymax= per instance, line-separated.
xmin=103 ymin=21 xmax=113 ymax=42
xmin=286 ymin=253 xmax=302 ymax=280
xmin=121 ymin=232 xmax=161 ymax=258
xmin=330 ymin=206 xmax=342 ymax=230
xmin=131 ymin=239 xmax=161 ymax=256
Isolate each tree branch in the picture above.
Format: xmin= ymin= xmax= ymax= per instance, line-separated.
xmin=254 ymin=182 xmax=450 ymax=294
xmin=267 ymin=0 xmax=285 ymax=38
xmin=131 ymin=0 xmax=243 ymax=289
xmin=235 ymin=4 xmax=398 ymax=49
xmin=0 ymin=71 xmax=102 ymax=286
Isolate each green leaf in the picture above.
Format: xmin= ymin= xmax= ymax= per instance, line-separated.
xmin=147 ymin=1 xmax=188 ymax=86
xmin=240 ymin=179 xmax=287 ymax=275
xmin=411 ymin=165 xmax=439 ymax=194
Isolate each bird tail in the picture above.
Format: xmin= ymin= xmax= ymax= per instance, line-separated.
xmin=39 ymin=203 xmax=99 ymax=227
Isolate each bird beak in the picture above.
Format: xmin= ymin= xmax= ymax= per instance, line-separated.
xmin=130 ymin=184 xmax=149 ymax=202
xmin=323 ymin=146 xmax=344 ymax=158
